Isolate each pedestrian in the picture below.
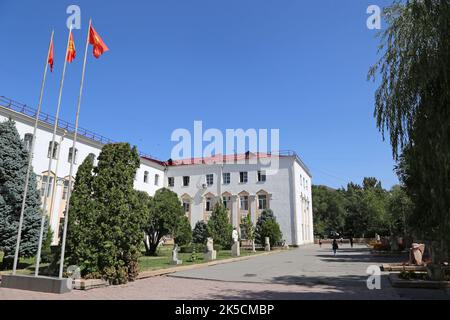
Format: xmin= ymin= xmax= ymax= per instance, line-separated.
xmin=319 ymin=239 xmax=322 ymax=248
xmin=332 ymin=239 xmax=339 ymax=256
xmin=349 ymin=237 xmax=354 ymax=248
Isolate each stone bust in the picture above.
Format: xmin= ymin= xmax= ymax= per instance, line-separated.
xmin=232 ymin=229 xmax=239 ymax=243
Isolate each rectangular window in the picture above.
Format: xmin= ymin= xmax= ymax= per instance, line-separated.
xmin=144 ymin=171 xmax=149 ymax=184
xmin=47 ymin=142 xmax=58 ymax=160
xmin=62 ymin=180 xmax=69 ymax=200
xmin=183 ymin=201 xmax=190 ymax=214
xmin=205 ymin=197 xmax=213 ymax=212
xmin=154 ymin=174 xmax=160 ymax=186
xmin=258 ymin=195 xmax=267 ymax=210
xmin=240 ymin=196 xmax=249 ymax=211
xmin=183 ymin=176 xmax=190 ymax=187
xmin=239 ymin=172 xmax=248 ymax=183
xmin=24 ymin=134 xmax=33 ymax=152
xmin=257 ymin=170 xmax=266 ymax=182
xmin=168 ymin=177 xmax=174 ymax=187
xmin=40 ymin=176 xmax=54 ymax=198
xmin=206 ymin=174 xmax=214 ymax=186
xmin=222 ymin=172 xmax=230 ymax=185
xmin=68 ymin=148 xmax=78 ymax=164
xmin=223 ymin=196 xmax=231 ymax=209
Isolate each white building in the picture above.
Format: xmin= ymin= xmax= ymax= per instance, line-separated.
xmin=0 ymin=96 xmax=313 ymax=246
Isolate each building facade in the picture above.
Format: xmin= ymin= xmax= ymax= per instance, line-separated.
xmin=0 ymin=96 xmax=313 ymax=246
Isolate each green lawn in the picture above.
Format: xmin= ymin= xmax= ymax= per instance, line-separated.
xmin=1 ymin=246 xmax=264 ymax=276
xmin=138 ymin=246 xmax=262 ymax=272
xmin=0 ymin=252 xmax=50 ymax=276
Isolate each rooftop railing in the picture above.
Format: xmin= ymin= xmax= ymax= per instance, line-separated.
xmin=0 ymin=95 xmax=162 ymax=162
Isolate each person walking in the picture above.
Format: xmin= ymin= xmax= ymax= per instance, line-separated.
xmin=319 ymin=239 xmax=322 ymax=248
xmin=349 ymin=237 xmax=354 ymax=248
xmin=332 ymin=239 xmax=339 ymax=256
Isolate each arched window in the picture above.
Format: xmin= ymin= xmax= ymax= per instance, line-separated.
xmin=24 ymin=133 xmax=33 ymax=152
xmin=47 ymin=141 xmax=59 ymax=159
xmin=154 ymin=174 xmax=160 ymax=186
xmin=144 ymin=171 xmax=149 ymax=183
xmin=68 ymin=147 xmax=78 ymax=164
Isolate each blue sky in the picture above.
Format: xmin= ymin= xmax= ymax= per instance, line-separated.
xmin=0 ymin=0 xmax=398 ymax=189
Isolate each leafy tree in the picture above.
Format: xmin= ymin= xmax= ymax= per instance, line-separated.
xmin=369 ymin=0 xmax=450 ymax=275
xmin=144 ymin=188 xmax=184 ymax=256
xmin=0 ymin=119 xmax=44 ymax=269
xmin=312 ymin=185 xmax=346 ymax=237
xmin=387 ymin=185 xmax=414 ymax=237
xmin=174 ymin=216 xmax=192 ymax=246
xmin=255 ymin=209 xmax=282 ymax=246
xmin=192 ymin=221 xmax=208 ymax=244
xmin=207 ymin=203 xmax=233 ymax=249
xmin=240 ymin=214 xmax=254 ymax=241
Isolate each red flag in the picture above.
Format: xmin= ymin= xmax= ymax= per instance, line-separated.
xmin=48 ymin=38 xmax=54 ymax=72
xmin=89 ymin=25 xmax=109 ymax=58
xmin=66 ymin=31 xmax=76 ymax=63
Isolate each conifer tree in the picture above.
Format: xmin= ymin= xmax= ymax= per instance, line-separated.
xmin=207 ymin=203 xmax=233 ymax=249
xmin=0 ymin=119 xmax=44 ymax=269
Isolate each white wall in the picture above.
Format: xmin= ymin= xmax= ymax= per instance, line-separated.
xmin=166 ymin=157 xmax=303 ymax=245
xmin=1 ymin=103 xmax=313 ymax=247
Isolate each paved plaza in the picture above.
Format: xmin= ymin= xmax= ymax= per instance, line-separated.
xmin=1 ymin=245 xmax=449 ymax=300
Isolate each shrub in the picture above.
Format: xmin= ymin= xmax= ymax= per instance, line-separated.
xmin=192 ymin=221 xmax=208 ymax=244
xmin=174 ymin=216 xmax=192 ymax=246
xmin=207 ymin=203 xmax=233 ymax=249
xmin=255 ymin=209 xmax=282 ymax=246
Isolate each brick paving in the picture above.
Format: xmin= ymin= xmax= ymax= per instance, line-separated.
xmin=1 ymin=245 xmax=449 ymax=300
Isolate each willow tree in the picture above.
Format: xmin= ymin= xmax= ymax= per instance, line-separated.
xmin=369 ymin=0 xmax=450 ymax=277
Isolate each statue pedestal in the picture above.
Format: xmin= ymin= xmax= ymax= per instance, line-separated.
xmin=232 ymin=242 xmax=240 ymax=257
xmin=171 ymin=259 xmax=182 ymax=265
xmin=265 ymin=237 xmax=271 ymax=252
xmin=204 ymin=250 xmax=217 ymax=261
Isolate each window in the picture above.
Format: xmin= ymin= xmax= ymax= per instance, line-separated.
xmin=68 ymin=147 xmax=78 ymax=164
xmin=239 ymin=172 xmax=248 ymax=183
xmin=168 ymin=177 xmax=174 ymax=187
xmin=144 ymin=171 xmax=149 ymax=184
xmin=258 ymin=194 xmax=267 ymax=210
xmin=223 ymin=196 xmax=231 ymax=209
xmin=205 ymin=197 xmax=213 ymax=212
xmin=223 ymin=172 xmax=230 ymax=185
xmin=240 ymin=196 xmax=249 ymax=211
xmin=62 ymin=180 xmax=70 ymax=200
xmin=257 ymin=170 xmax=266 ymax=182
xmin=154 ymin=174 xmax=160 ymax=186
xmin=47 ymin=141 xmax=59 ymax=159
xmin=40 ymin=175 xmax=54 ymax=198
xmin=24 ymin=133 xmax=33 ymax=152
xmin=183 ymin=176 xmax=190 ymax=187
xmin=206 ymin=174 xmax=214 ymax=186
xmin=183 ymin=200 xmax=190 ymax=214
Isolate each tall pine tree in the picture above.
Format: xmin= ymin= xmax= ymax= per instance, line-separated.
xmin=0 ymin=119 xmax=44 ymax=269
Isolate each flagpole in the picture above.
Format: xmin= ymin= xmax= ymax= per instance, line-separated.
xmin=34 ymin=25 xmax=73 ymax=277
xmin=59 ymin=19 xmax=92 ymax=279
xmin=12 ymin=30 xmax=54 ymax=275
